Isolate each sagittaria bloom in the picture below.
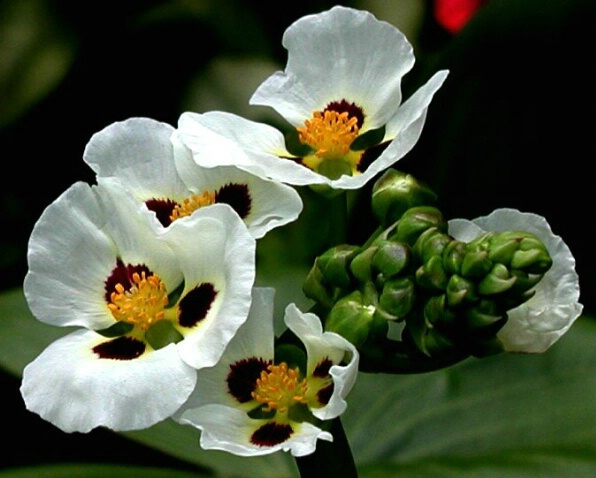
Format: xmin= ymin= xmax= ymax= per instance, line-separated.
xmin=83 ymin=117 xmax=302 ymax=239
xmin=448 ymin=208 xmax=583 ymax=353
xmin=174 ymin=288 xmax=359 ymax=457
xmin=177 ymin=6 xmax=448 ymax=191
xmin=21 ymin=182 xmax=255 ymax=432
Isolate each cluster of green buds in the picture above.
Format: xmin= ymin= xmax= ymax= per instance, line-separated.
xmin=303 ymin=170 xmax=553 ymax=373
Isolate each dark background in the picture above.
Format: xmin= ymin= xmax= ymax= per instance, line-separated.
xmin=1 ymin=0 xmax=594 ymax=473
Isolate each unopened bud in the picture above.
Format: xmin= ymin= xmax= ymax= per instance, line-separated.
xmin=371 ymin=169 xmax=438 ymax=227
xmin=379 ymin=277 xmax=415 ymax=319
xmin=477 ymin=263 xmax=517 ymax=295
xmin=371 ymin=240 xmax=411 ymax=280
xmin=325 ymin=291 xmax=378 ymax=348
xmin=391 ymin=206 xmax=447 ymax=246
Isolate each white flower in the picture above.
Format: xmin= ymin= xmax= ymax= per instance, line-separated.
xmin=174 ymin=288 xmax=359 ymax=457
xmin=177 ymin=6 xmax=448 ymax=191
xmin=21 ymin=182 xmax=255 ymax=432
xmin=83 ymin=117 xmax=303 ymax=239
xmin=448 ymin=208 xmax=583 ymax=353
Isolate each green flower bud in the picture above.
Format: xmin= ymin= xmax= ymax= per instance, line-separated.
xmin=350 ymin=246 xmax=378 ymax=283
xmin=405 ymin=309 xmax=455 ymax=357
xmin=379 ymin=277 xmax=415 ymax=319
xmin=446 ymin=274 xmax=477 ymax=306
xmin=416 ymin=255 xmax=448 ymax=291
xmin=316 ymin=245 xmax=359 ymax=289
xmin=371 ymin=169 xmax=438 ymax=227
xmin=466 ymin=299 xmax=504 ymax=330
xmin=391 ymin=206 xmax=447 ymax=246
xmin=371 ymin=240 xmax=411 ymax=280
xmin=443 ymin=240 xmax=468 ymax=275
xmin=325 ymin=290 xmax=378 ymax=348
xmin=303 ymin=263 xmax=335 ymax=309
xmin=423 ymin=294 xmax=456 ymax=328
xmin=413 ymin=227 xmax=451 ymax=264
xmin=477 ymin=263 xmax=517 ymax=295
xmin=460 ymin=250 xmax=493 ymax=278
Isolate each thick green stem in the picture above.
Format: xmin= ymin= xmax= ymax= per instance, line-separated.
xmin=295 ymin=417 xmax=358 ymax=478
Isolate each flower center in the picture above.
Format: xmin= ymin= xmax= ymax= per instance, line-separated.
xmin=297 ymin=110 xmax=359 ymax=160
xmin=107 ymin=271 xmax=169 ymax=330
xmin=169 ymin=191 xmax=216 ymax=222
xmin=251 ymin=363 xmax=308 ymax=413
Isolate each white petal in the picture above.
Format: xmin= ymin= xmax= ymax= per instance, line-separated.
xmin=284 ymin=304 xmax=359 ymax=420
xmin=24 ymin=182 xmax=118 ymax=330
xmin=173 ymin=287 xmax=276 ymax=415
xmin=179 ymin=404 xmax=332 ymax=457
xmin=448 ymin=208 xmax=583 ymax=353
xmin=164 ymin=205 xmax=256 ymax=369
xmin=173 ymin=140 xmax=303 ymax=238
xmin=84 ymin=117 xmax=188 ymax=199
xmin=21 ymin=329 xmax=196 ymax=433
xmin=250 ymin=6 xmax=415 ymax=130
xmin=94 ymin=183 xmax=183 ymax=287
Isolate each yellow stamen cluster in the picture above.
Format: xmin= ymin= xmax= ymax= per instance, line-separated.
xmin=170 ymin=191 xmax=216 ymax=222
xmin=108 ymin=272 xmax=168 ymax=330
xmin=297 ymin=110 xmax=359 ymax=160
xmin=252 ymin=363 xmax=308 ymax=413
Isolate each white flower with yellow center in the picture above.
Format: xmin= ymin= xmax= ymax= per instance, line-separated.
xmin=448 ymin=208 xmax=583 ymax=353
xmin=174 ymin=288 xmax=359 ymax=457
xmin=177 ymin=6 xmax=448 ymax=191
xmin=20 ymin=181 xmax=256 ymax=433
xmin=83 ymin=117 xmax=302 ymax=239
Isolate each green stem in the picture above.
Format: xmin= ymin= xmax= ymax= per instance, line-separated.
xmin=295 ymin=417 xmax=358 ymax=478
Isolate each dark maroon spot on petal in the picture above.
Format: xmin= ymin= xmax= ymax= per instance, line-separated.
xmin=325 ymin=100 xmax=365 ymax=129
xmin=227 ymin=357 xmax=272 ymax=403
xmin=357 ymin=140 xmax=390 ymax=173
xmin=104 ymin=260 xmax=153 ymax=302
xmin=92 ymin=336 xmax=146 ymax=360
xmin=313 ymin=358 xmax=333 ymax=378
xmin=178 ymin=283 xmax=218 ymax=328
xmin=215 ymin=183 xmax=252 ymax=219
xmin=250 ymin=422 xmax=293 ymax=447
xmin=145 ymin=198 xmax=178 ymax=227
xmin=316 ymin=383 xmax=334 ymax=405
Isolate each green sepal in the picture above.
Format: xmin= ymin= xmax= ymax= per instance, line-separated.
xmin=145 ymin=320 xmax=184 ymax=350
xmin=511 ymin=248 xmax=552 ymax=273
xmin=478 ymin=263 xmax=517 ymax=295
xmin=350 ymin=125 xmax=386 ymax=151
xmin=96 ymin=321 xmax=133 ymax=338
xmin=318 ymin=158 xmax=353 ymax=180
xmin=274 ymin=343 xmax=307 ymax=372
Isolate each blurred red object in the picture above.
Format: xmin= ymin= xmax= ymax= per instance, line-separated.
xmin=433 ymin=0 xmax=488 ymax=33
